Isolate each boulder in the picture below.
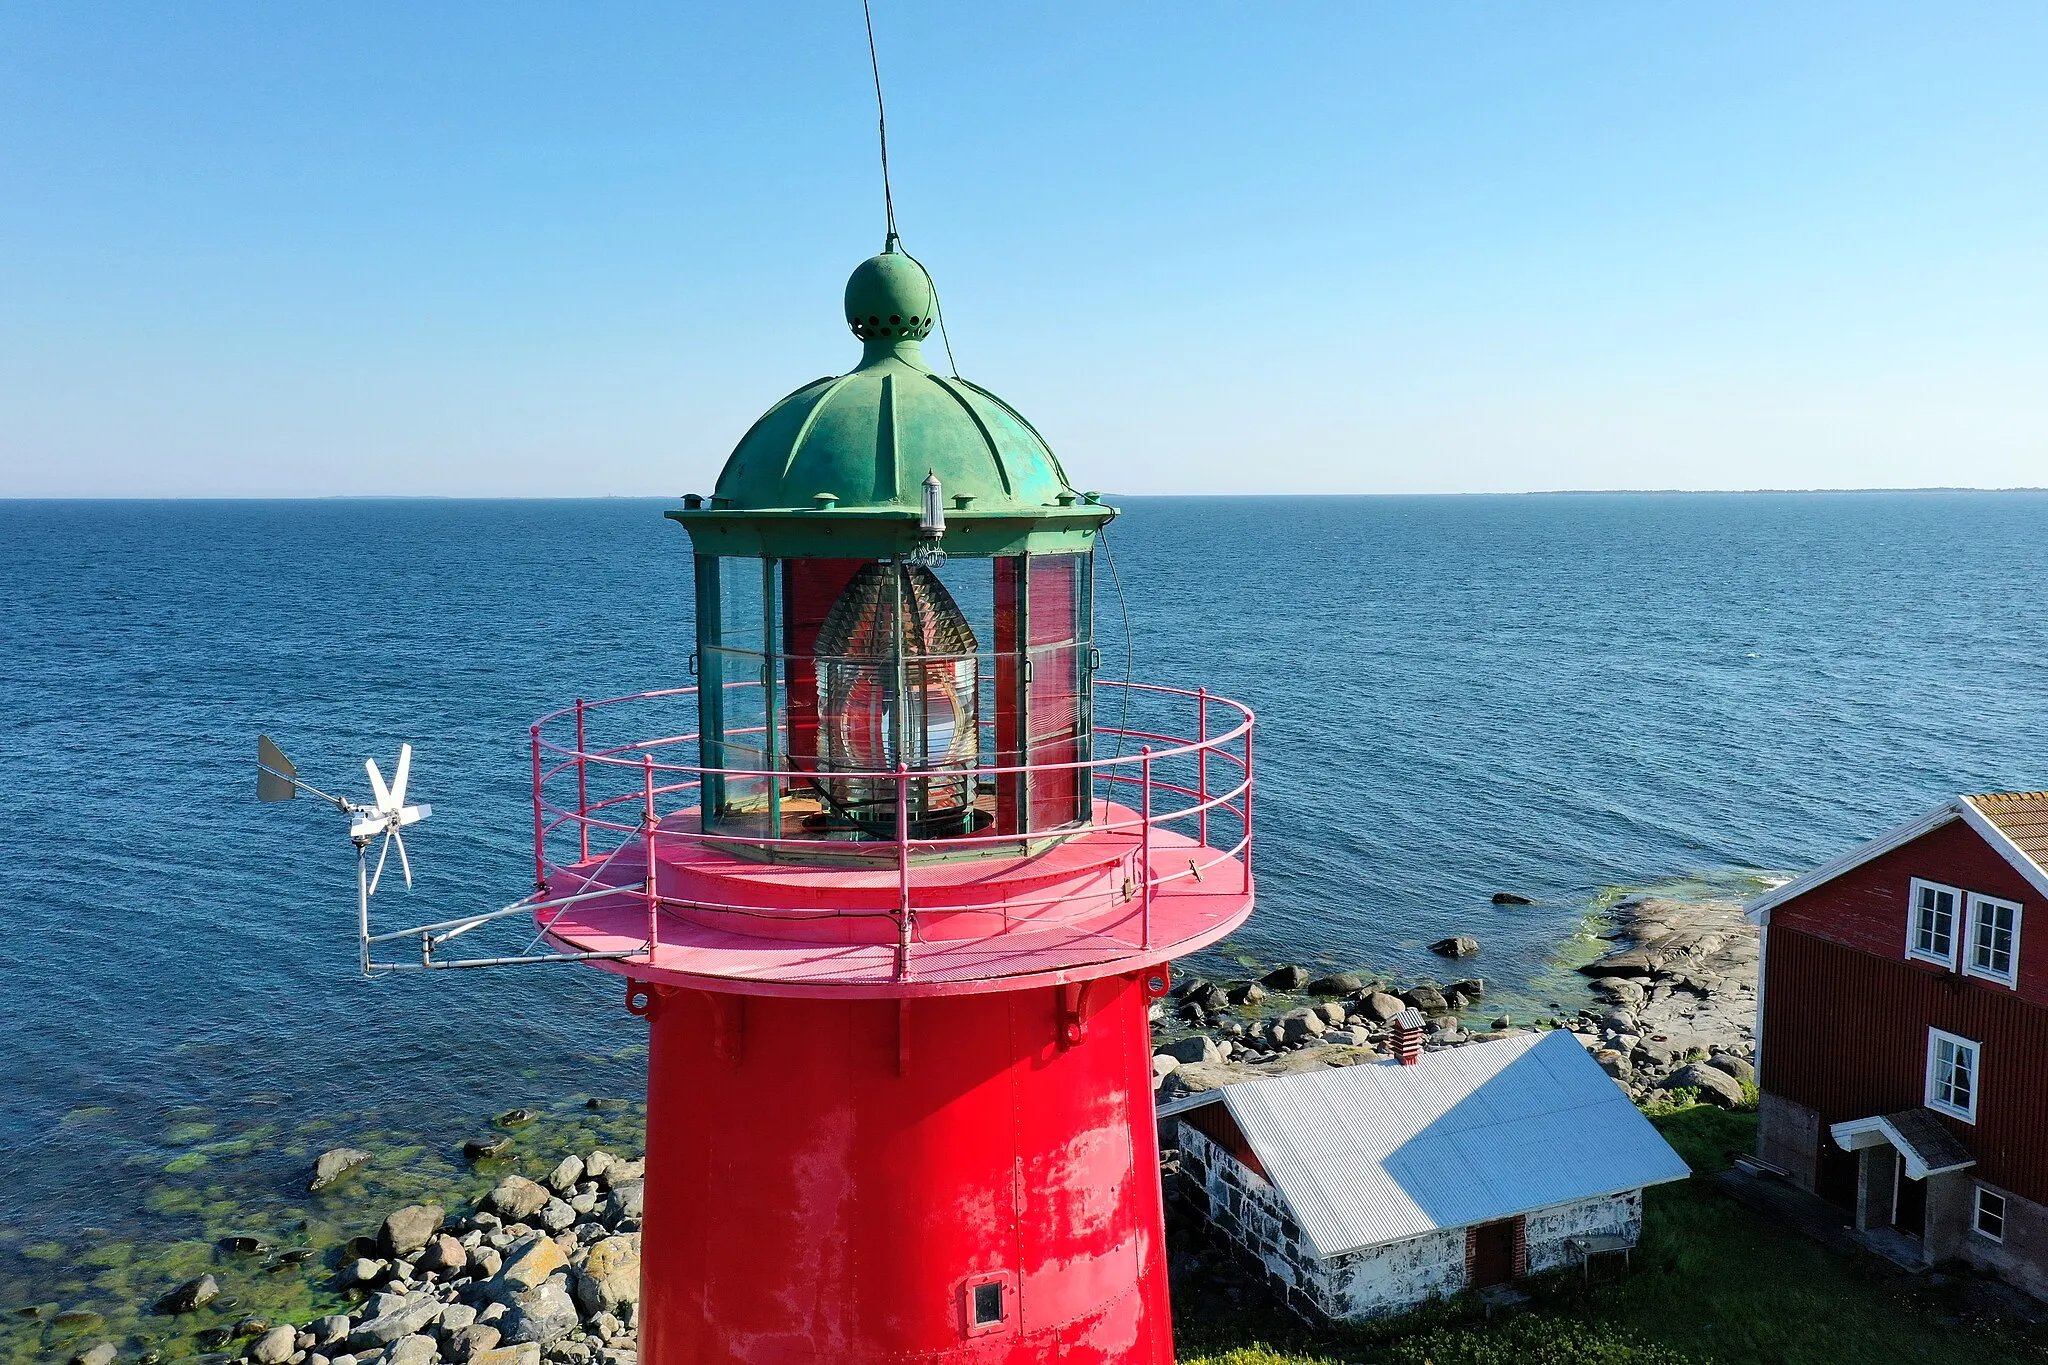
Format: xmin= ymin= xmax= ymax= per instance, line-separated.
xmin=1708 ymin=1053 xmax=1756 ymax=1084
xmin=1314 ymin=1001 xmax=1347 ymax=1027
xmin=1400 ymin=985 xmax=1449 ymax=1014
xmin=1491 ymin=892 xmax=1534 ymax=905
xmin=584 ymin=1150 xmax=617 ymax=1183
xmin=1188 ymin=983 xmax=1231 ymax=1014
xmin=487 ymin=1176 xmax=551 ymax=1222
xmin=1275 ymin=1007 xmax=1326 ymax=1044
xmin=310 ymin=1146 xmax=373 ymax=1191
xmin=1664 ymin=1061 xmax=1746 ymax=1109
xmin=1591 ymin=976 xmax=1647 ymax=1006
xmin=1579 ymin=947 xmax=1659 ymax=977
xmin=382 ymin=1204 xmax=444 ymax=1258
xmin=573 ymin=1234 xmax=642 ymax=1314
xmin=417 ymin=1233 xmax=467 ymax=1277
xmin=386 ymin=1334 xmax=439 ymax=1365
xmin=490 ymin=1234 xmax=570 ymax=1294
xmin=545 ymin=1154 xmax=585 ymax=1194
xmin=349 ymin=1292 xmax=442 ymax=1350
xmin=1150 ymin=1053 xmax=1181 ymax=1081
xmin=606 ymin=1180 xmax=645 ymax=1225
xmin=471 ymin=1345 xmax=541 ymax=1365
xmin=1322 ymin=1026 xmax=1375 ymax=1047
xmin=463 ymin=1136 xmax=512 ymax=1162
xmin=312 ymin=1315 xmax=352 ymax=1346
xmin=1429 ymin=936 xmax=1480 ymax=958
xmin=447 ymin=1323 xmax=503 ymax=1361
xmin=439 ymin=1304 xmax=478 ymax=1334
xmin=500 ymin=1275 xmax=579 ymax=1345
xmin=339 ymin=1256 xmax=389 ymax=1289
xmin=538 ymin=1198 xmax=577 ymax=1234
xmin=250 ymin=1325 xmax=298 ymax=1365
xmin=1158 ymin=1035 xmax=1226 ymax=1065
xmin=71 ymin=1345 xmax=118 ymax=1365
xmin=1225 ymin=982 xmax=1266 ymax=1007
xmin=469 ymin=1245 xmax=503 ymax=1280
xmin=1359 ymin=991 xmax=1405 ymax=1023
xmin=155 ymin=1274 xmax=219 ymax=1314
xmin=1305 ymin=972 xmax=1364 ymax=996
xmin=1448 ymin=978 xmax=1485 ymax=998
xmin=1259 ymin=965 xmax=1308 ymax=991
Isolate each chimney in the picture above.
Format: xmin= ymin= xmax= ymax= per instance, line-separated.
xmin=1389 ymin=1008 xmax=1425 ymax=1065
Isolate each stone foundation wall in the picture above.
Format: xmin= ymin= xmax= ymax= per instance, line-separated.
xmin=1959 ymin=1179 xmax=2048 ymax=1302
xmin=1523 ymin=1191 xmax=1644 ymax=1274
xmin=1757 ymin=1091 xmax=1821 ymax=1190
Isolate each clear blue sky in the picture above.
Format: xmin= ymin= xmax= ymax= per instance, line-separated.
xmin=2 ymin=3 xmax=2043 ymax=496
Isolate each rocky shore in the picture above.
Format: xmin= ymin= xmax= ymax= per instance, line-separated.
xmin=62 ymin=1147 xmax=646 ymax=1365
xmin=1150 ymin=894 xmax=1761 ymax=1109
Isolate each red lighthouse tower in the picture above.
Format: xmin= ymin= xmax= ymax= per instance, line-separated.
xmin=524 ymin=243 xmax=1255 ymax=1364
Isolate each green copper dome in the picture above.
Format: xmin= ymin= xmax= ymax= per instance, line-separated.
xmin=670 ymin=244 xmax=1112 ymax=560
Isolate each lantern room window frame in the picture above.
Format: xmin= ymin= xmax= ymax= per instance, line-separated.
xmin=692 ymin=546 xmax=1098 ymax=859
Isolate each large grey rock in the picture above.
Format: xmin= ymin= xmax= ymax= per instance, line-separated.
xmin=1323 ymin=1026 xmax=1375 ymax=1047
xmin=386 ymin=1334 xmax=439 ymax=1365
xmin=605 ymin=1180 xmax=645 ymax=1225
xmin=1400 ymin=985 xmax=1449 ymax=1014
xmin=1429 ymin=936 xmax=1480 ymax=958
xmin=490 ymin=1234 xmax=570 ymax=1294
xmin=313 ymin=1315 xmax=352 ymax=1346
xmin=311 ymin=1146 xmax=373 ymax=1191
xmin=417 ymin=1233 xmax=467 ymax=1277
xmin=1593 ymin=976 xmax=1647 ymax=1006
xmin=1358 ymin=991 xmax=1405 ymax=1023
xmin=250 ymin=1324 xmax=300 ymax=1364
xmin=1259 ymin=964 xmax=1308 ymax=991
xmin=155 ymin=1274 xmax=219 ymax=1314
xmin=71 ymin=1345 xmax=118 ymax=1365
xmin=538 ymin=1198 xmax=577 ymax=1234
xmin=1275 ymin=1007 xmax=1326 ymax=1044
xmin=447 ymin=1323 xmax=503 ymax=1362
xmin=573 ymin=1234 xmax=641 ymax=1314
xmin=1305 ymin=972 xmax=1364 ymax=996
xmin=349 ymin=1292 xmax=443 ymax=1349
xmin=1158 ymin=1035 xmax=1225 ymax=1065
xmin=1635 ymin=1031 xmax=1709 ymax=1070
xmin=1186 ymin=983 xmax=1231 ymax=1014
xmin=1225 ymin=981 xmax=1266 ymax=1007
xmin=1491 ymin=892 xmax=1533 ymax=905
xmin=340 ymin=1256 xmax=389 ymax=1289
xmin=1664 ymin=1061 xmax=1747 ymax=1108
xmin=470 ymin=1345 xmax=540 ymax=1365
xmin=545 ymin=1154 xmax=584 ymax=1195
xmin=382 ymin=1204 xmax=444 ymax=1258
xmin=1448 ymin=978 xmax=1485 ymax=999
xmin=1150 ymin=1052 xmax=1181 ymax=1081
xmin=1708 ymin=1053 xmax=1756 ymax=1083
xmin=1315 ymin=1001 xmax=1347 ymax=1027
xmin=487 ymin=1176 xmax=550 ymax=1222
xmin=500 ymin=1275 xmax=579 ymax=1345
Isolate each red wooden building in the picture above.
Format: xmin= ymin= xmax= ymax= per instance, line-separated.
xmin=1747 ymin=792 xmax=2048 ymax=1295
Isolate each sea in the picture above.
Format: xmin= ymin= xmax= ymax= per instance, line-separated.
xmin=4 ymin=491 xmax=2047 ymax=1347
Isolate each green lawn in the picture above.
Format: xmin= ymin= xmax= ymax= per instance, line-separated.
xmin=1175 ymin=1107 xmax=2048 ymax=1365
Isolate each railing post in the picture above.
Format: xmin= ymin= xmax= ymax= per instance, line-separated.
xmin=1196 ymin=687 xmax=1209 ymax=848
xmin=1140 ymin=745 xmax=1154 ymax=949
xmin=643 ymin=753 xmax=659 ymax=961
xmin=530 ymin=725 xmax=546 ymax=891
xmin=575 ymin=697 xmax=590 ymax=863
xmin=896 ymin=762 xmax=912 ymax=980
xmin=1242 ymin=723 xmax=1254 ymax=894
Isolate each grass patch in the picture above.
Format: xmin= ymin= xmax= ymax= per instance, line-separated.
xmin=1177 ymin=1108 xmax=2048 ymax=1365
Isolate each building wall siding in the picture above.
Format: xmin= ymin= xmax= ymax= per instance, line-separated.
xmin=1772 ymin=817 xmax=2044 ymax=1003
xmin=1759 ymin=926 xmax=2048 ymax=1204
xmin=1176 ymin=1120 xmax=1645 ymax=1322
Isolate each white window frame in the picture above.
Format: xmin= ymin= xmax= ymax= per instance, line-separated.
xmin=1962 ymin=892 xmax=2024 ymax=988
xmin=1925 ymin=1027 xmax=1981 ymax=1123
xmin=1974 ymin=1185 xmax=2007 ymax=1243
xmin=1905 ymin=878 xmax=1963 ymax=969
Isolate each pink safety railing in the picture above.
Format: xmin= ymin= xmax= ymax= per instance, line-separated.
xmin=525 ymin=681 xmax=1255 ymax=971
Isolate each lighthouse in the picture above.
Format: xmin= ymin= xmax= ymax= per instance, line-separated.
xmin=523 ymin=241 xmax=1256 ymax=1364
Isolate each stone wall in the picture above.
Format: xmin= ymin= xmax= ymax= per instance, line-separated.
xmin=1757 ymin=1092 xmax=1821 ymax=1190
xmin=1179 ymin=1119 xmax=1646 ymax=1322
xmin=1523 ymin=1191 xmax=1643 ymax=1274
xmin=1958 ymin=1179 xmax=2048 ymax=1301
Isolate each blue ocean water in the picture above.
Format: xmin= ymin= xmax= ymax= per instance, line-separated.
xmin=4 ymin=491 xmax=2047 ymax=1262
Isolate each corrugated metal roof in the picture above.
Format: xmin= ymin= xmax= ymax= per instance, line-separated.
xmin=1184 ymin=1030 xmax=1691 ymax=1259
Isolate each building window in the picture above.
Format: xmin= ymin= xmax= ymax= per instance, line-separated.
xmin=1963 ymin=894 xmax=2023 ymax=987
xmin=1975 ymin=1186 xmax=2007 ymax=1242
xmin=1907 ymin=878 xmax=1962 ymax=968
xmin=972 ymin=1281 xmax=1004 ymax=1325
xmin=1926 ymin=1028 xmax=1980 ymax=1123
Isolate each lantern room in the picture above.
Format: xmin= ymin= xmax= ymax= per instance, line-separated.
xmin=672 ymin=244 xmax=1113 ymax=856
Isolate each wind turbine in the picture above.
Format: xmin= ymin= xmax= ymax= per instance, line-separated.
xmin=353 ymin=745 xmax=431 ymax=893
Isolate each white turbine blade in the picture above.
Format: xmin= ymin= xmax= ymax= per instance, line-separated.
xmin=390 ymin=744 xmax=411 ymax=810
xmin=397 ymin=804 xmax=429 ymax=827
xmin=365 ymin=757 xmax=394 ymax=814
xmin=394 ymin=829 xmax=414 ymax=889
xmin=369 ymin=830 xmax=392 ymax=896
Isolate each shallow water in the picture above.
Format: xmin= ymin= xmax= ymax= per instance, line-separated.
xmin=4 ymin=491 xmax=2046 ymax=1349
